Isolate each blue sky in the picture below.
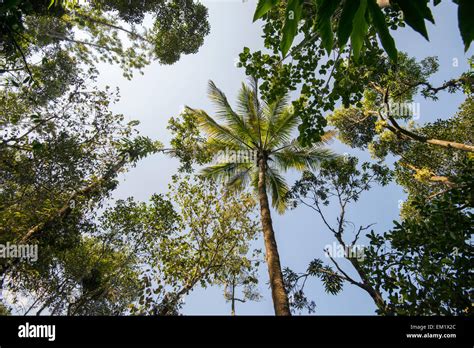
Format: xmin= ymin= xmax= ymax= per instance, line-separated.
xmin=95 ymin=0 xmax=472 ymax=315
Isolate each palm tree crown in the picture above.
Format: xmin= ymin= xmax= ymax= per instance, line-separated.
xmin=186 ymin=79 xmax=334 ymax=213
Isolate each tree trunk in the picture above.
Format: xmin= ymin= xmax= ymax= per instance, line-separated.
xmin=231 ymin=277 xmax=236 ymax=316
xmin=347 ymin=257 xmax=391 ymax=315
xmin=257 ymin=158 xmax=291 ymax=316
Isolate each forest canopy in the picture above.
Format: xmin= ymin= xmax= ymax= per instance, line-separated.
xmin=0 ymin=0 xmax=472 ymax=318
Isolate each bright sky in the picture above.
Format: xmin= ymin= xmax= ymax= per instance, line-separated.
xmin=95 ymin=0 xmax=472 ymax=315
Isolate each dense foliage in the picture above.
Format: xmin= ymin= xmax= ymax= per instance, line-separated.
xmin=0 ymin=0 xmax=471 ymax=316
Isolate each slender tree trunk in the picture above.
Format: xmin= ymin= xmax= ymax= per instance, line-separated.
xmin=231 ymin=278 xmax=236 ymax=316
xmin=346 ymin=257 xmax=390 ymax=314
xmin=257 ymin=158 xmax=291 ymax=316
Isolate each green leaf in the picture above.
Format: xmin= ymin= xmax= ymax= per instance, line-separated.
xmin=31 ymin=140 xmax=43 ymax=151
xmin=315 ymin=0 xmax=342 ymax=27
xmin=351 ymin=0 xmax=369 ymax=62
xmin=2 ymin=0 xmax=21 ymax=10
xmin=281 ymin=0 xmax=303 ymax=57
xmin=418 ymin=0 xmax=435 ymax=23
xmin=315 ymin=0 xmax=341 ymax=54
xmin=458 ymin=0 xmax=474 ymax=51
xmin=368 ymin=0 xmax=398 ymax=63
xmin=253 ymin=0 xmax=278 ymax=22
xmin=319 ymin=17 xmax=334 ymax=54
xmin=337 ymin=0 xmax=361 ymax=47
xmin=127 ymin=120 xmax=140 ymax=127
xmin=396 ymin=0 xmax=434 ymax=40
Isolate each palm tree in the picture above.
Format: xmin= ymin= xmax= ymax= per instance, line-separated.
xmin=186 ymin=79 xmax=334 ymax=315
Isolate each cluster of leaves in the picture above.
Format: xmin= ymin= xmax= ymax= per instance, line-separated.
xmin=240 ymin=1 xmax=398 ymax=146
xmin=10 ymin=233 xmax=144 ymax=316
xmin=0 ymin=301 xmax=10 ymax=315
xmin=283 ymin=258 xmax=345 ymax=314
xmin=243 ymin=0 xmax=472 ymax=146
xmin=362 ymin=166 xmax=473 ymax=315
xmin=289 ymin=156 xmax=392 ymax=207
xmin=254 ymin=0 xmax=473 ymax=61
xmin=326 ymin=54 xmax=473 ymax=214
xmin=394 ymin=98 xmax=474 ymax=218
xmin=150 ymin=0 xmax=211 ymax=65
xmin=327 ymin=53 xmax=438 ymax=149
xmin=287 ymin=54 xmax=473 ymax=313
xmin=167 ymin=107 xmax=214 ymax=173
xmin=0 ymin=70 xmax=160 ymax=243
xmin=104 ymin=175 xmax=261 ymax=315
xmin=0 ymin=53 xmax=163 ymax=314
xmin=327 ymin=53 xmax=473 ymax=160
xmin=1 ymin=0 xmax=210 ymax=79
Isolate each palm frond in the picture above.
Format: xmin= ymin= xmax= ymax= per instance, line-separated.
xmin=262 ymin=94 xmax=290 ymax=147
xmin=236 ymin=82 xmax=263 ymax=147
xmin=200 ymin=161 xmax=252 ymax=187
xmin=264 ymin=106 xmax=299 ymax=149
xmin=248 ymin=76 xmax=261 ymax=117
xmin=188 ymin=107 xmax=254 ymax=151
xmin=208 ymin=81 xmax=258 ymax=146
xmin=205 ymin=137 xmax=244 ymax=153
xmin=225 ymin=165 xmax=258 ymax=192
xmin=249 ymin=167 xmax=260 ymax=192
xmin=272 ymin=142 xmax=336 ymax=172
xmin=266 ymin=166 xmax=289 ymax=214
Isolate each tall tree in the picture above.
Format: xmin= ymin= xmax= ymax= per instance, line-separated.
xmin=1 ymin=0 xmax=210 ymax=79
xmin=328 ymin=54 xmax=474 ymax=155
xmin=177 ymin=79 xmax=335 ymax=315
xmin=0 ymin=60 xmax=162 ymax=313
xmin=221 ymin=264 xmax=262 ymax=316
xmin=363 ymin=174 xmax=473 ymax=315
xmin=287 ymin=156 xmax=393 ymax=314
xmin=2 ymin=175 xmax=261 ymax=315
xmin=105 ymin=175 xmax=261 ymax=315
xmin=286 ymin=56 xmax=473 ymax=314
xmin=287 ymin=154 xmax=472 ymax=315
